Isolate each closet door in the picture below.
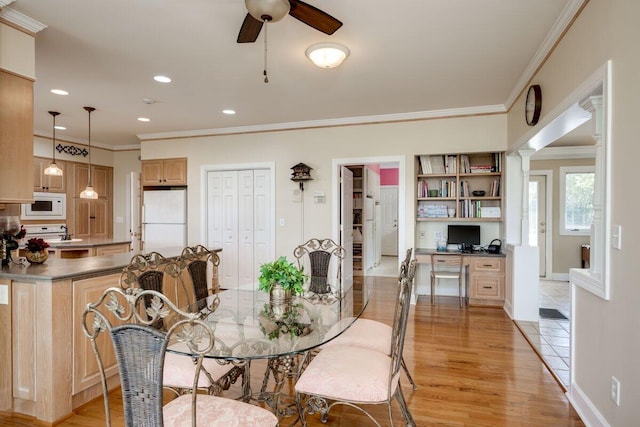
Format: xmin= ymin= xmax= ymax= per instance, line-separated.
xmin=253 ymin=170 xmax=271 ymax=278
xmin=237 ymin=170 xmax=254 ymax=289
xmin=221 ymin=172 xmax=239 ymax=288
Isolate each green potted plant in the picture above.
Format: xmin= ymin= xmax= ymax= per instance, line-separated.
xmin=258 ymin=256 xmax=307 ymax=305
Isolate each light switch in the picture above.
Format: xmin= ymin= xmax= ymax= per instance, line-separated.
xmin=0 ymin=285 xmax=8 ymax=305
xmin=279 ymin=218 xmax=285 ymax=227
xmin=611 ymin=225 xmax=622 ymax=249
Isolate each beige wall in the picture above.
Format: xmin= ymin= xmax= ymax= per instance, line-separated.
xmin=141 ymin=114 xmax=507 ymax=264
xmin=531 ymin=157 xmax=594 ymax=276
xmin=508 ymin=0 xmax=639 ymax=424
xmin=0 ymin=23 xmax=35 ymax=79
xmin=112 ymin=150 xmax=141 ymax=240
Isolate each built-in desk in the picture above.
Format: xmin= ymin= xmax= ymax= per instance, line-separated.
xmin=415 ymin=248 xmax=506 ymax=307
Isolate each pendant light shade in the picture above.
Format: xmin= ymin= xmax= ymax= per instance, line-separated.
xmin=44 ymin=111 xmax=63 ymax=176
xmin=79 ymin=106 xmax=98 ymax=199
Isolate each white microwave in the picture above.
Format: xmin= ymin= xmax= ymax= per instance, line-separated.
xmin=21 ymin=192 xmax=67 ymax=220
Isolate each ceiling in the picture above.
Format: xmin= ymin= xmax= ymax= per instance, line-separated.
xmin=6 ymin=0 xmax=579 ymax=149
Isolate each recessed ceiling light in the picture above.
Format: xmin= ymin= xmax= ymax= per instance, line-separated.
xmin=51 ymin=89 xmax=69 ymax=95
xmin=153 ymin=75 xmax=171 ymax=83
xmin=222 ymin=109 xmax=236 ymax=115
xmin=54 ymin=125 xmax=66 ymax=130
xmin=137 ymin=117 xmax=151 ymax=122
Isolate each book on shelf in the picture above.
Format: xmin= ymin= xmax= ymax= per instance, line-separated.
xmin=418 ymin=155 xmax=449 ymax=174
xmin=417 ymin=202 xmax=448 ymax=218
xmin=489 ymin=177 xmax=501 ymax=196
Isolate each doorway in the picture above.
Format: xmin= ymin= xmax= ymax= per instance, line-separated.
xmin=529 ymin=172 xmax=551 ymax=278
xmin=332 ymin=156 xmax=405 ymax=280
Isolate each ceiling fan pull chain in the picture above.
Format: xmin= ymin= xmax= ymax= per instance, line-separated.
xmin=263 ymin=18 xmax=269 ymax=83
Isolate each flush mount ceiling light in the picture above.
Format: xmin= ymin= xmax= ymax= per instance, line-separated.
xmin=50 ymin=89 xmax=69 ymax=95
xmin=222 ymin=109 xmax=236 ymax=115
xmin=305 ymin=42 xmax=350 ymax=68
xmin=44 ymin=111 xmax=63 ymax=176
xmin=137 ymin=117 xmax=151 ymax=122
xmin=79 ymin=106 xmax=99 ymax=199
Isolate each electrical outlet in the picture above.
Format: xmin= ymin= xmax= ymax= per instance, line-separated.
xmin=419 ymin=231 xmax=425 ymax=238
xmin=611 ymin=376 xmax=621 ymax=406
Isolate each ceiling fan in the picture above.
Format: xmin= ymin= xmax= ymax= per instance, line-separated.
xmin=237 ymin=0 xmax=343 ymax=43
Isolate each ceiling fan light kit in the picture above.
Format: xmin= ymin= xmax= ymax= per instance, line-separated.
xmin=246 ymin=0 xmax=290 ymax=22
xmin=306 ymin=43 xmax=349 ymax=68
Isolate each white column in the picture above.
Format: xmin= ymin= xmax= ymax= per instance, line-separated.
xmin=518 ymin=150 xmax=535 ymax=246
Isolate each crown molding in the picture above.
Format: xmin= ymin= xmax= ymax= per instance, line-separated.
xmin=0 ymin=0 xmax=16 ymax=7
xmin=504 ymin=0 xmax=588 ymax=111
xmin=0 ymin=5 xmax=47 ymax=33
xmin=532 ymin=145 xmax=595 ymax=160
xmin=137 ymin=104 xmax=506 ymax=141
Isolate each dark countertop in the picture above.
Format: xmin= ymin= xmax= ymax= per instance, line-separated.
xmin=45 ymin=237 xmax=132 ymax=249
xmin=0 ymin=246 xmax=222 ymax=281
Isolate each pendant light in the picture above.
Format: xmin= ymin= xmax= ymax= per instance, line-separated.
xmin=79 ymin=106 xmax=98 ymax=199
xmin=43 ymin=111 xmax=63 ymax=176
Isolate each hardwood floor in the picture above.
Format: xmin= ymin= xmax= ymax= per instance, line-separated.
xmin=0 ymin=276 xmax=584 ymax=426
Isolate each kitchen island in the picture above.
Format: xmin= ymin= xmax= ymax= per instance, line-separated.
xmin=0 ymin=247 xmax=203 ymax=423
xmin=44 ymin=237 xmax=132 ymax=259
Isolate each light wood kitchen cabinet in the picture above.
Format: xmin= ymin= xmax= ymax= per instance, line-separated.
xmin=0 ymin=70 xmax=34 ymax=203
xmin=73 ymin=163 xmax=112 ymax=198
xmin=467 ymin=257 xmax=505 ymax=306
xmin=141 ymin=158 xmax=187 ymax=186
xmin=33 ymin=157 xmax=66 ymax=193
xmin=72 ymin=273 xmax=120 ymax=396
xmin=72 ymin=198 xmax=110 ymax=238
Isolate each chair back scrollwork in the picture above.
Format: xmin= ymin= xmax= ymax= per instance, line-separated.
xmin=293 ymin=238 xmax=345 ymax=298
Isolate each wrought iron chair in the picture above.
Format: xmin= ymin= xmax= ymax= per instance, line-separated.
xmin=293 ymin=238 xmax=345 ymax=299
xmin=119 ymin=251 xmax=245 ymax=398
xmin=430 ymin=253 xmax=465 ymax=307
xmin=81 ymin=287 xmax=278 ymax=427
xmin=181 ymin=245 xmax=221 ymax=310
xmin=294 ymin=274 xmax=416 ymax=427
xmin=321 ymin=253 xmax=418 ymax=391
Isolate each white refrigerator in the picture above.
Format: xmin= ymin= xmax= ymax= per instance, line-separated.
xmin=142 ymin=189 xmax=187 ymax=252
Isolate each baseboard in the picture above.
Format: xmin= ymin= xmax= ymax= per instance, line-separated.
xmin=503 ymin=299 xmax=514 ymax=319
xmin=567 ymin=381 xmax=610 ymax=427
xmin=551 ymin=273 xmax=570 ymax=282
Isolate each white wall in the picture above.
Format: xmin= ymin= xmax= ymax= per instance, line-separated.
xmin=141 ymin=115 xmax=507 ymax=270
xmin=507 ymin=0 xmax=639 ymax=424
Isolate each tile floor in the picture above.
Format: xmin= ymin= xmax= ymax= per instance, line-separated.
xmin=516 ymin=280 xmax=571 ymax=389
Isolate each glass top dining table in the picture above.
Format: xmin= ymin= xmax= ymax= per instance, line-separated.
xmin=167 ymin=281 xmax=371 ymax=361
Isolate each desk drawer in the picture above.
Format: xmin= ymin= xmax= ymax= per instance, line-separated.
xmin=469 ymin=258 xmax=504 ymax=273
xmin=470 ymin=276 xmax=503 ymax=299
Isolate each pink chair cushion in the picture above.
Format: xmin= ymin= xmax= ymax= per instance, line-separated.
xmin=164 ymin=347 xmax=235 ymax=389
xmin=323 ymin=318 xmax=392 ymax=355
xmin=163 ymin=394 xmax=277 ymax=427
xmin=295 ymin=345 xmax=398 ymax=402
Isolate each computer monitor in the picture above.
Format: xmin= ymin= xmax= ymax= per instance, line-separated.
xmin=447 ymin=225 xmax=480 ymax=251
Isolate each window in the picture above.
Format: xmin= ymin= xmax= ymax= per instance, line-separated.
xmin=560 ymin=166 xmax=594 ymax=235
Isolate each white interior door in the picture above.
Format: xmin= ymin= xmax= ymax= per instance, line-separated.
xmin=129 ymin=172 xmax=141 ymax=251
xmin=340 ymin=166 xmax=353 ymax=293
xmin=207 ymin=168 xmax=273 ymax=292
xmin=380 ymin=187 xmax=398 ymax=256
xmin=529 ymin=175 xmax=547 ymax=277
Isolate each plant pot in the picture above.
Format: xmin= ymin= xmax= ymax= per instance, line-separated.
xmin=269 ymin=283 xmax=292 ymax=307
xmin=26 ymin=250 xmax=48 ymax=264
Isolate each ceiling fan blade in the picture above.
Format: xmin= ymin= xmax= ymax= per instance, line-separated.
xmin=288 ymin=0 xmax=343 ymax=35
xmin=237 ymin=13 xmax=263 ymax=43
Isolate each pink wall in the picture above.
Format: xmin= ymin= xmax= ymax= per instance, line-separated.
xmin=380 ymin=168 xmax=399 ymax=186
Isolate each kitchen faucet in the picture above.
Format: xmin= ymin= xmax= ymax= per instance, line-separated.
xmin=60 ymin=225 xmax=71 ymax=241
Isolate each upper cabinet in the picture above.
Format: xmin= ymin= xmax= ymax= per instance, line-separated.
xmin=141 ymin=158 xmax=187 ymax=186
xmin=416 ymin=152 xmax=503 ymax=222
xmin=0 ymin=71 xmax=34 ymax=203
xmin=72 ymin=163 xmax=112 ymax=198
xmin=33 ymin=157 xmax=66 ymax=193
